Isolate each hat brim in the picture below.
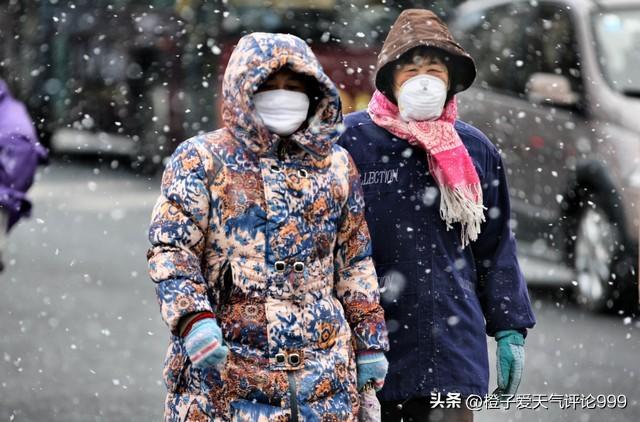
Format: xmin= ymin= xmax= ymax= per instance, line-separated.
xmin=374 ymin=42 xmax=477 ymax=98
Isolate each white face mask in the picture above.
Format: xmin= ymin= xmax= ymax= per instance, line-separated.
xmin=397 ymin=74 xmax=448 ymax=122
xmin=253 ymin=89 xmax=310 ymax=136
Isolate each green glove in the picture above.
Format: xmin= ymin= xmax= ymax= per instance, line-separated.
xmin=495 ymin=330 xmax=525 ymax=396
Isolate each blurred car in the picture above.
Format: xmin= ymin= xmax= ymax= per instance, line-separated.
xmin=450 ymin=0 xmax=639 ymax=312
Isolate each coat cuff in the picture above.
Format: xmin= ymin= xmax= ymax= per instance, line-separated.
xmin=495 ymin=329 xmax=525 ymax=345
xmin=155 ymin=278 xmax=213 ymax=335
xmin=180 ymin=311 xmax=216 ymax=337
xmin=495 ymin=328 xmax=528 ymax=339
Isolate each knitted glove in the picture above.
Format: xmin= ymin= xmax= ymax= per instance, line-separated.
xmin=495 ymin=330 xmax=525 ymax=396
xmin=183 ymin=316 xmax=229 ymax=369
xmin=356 ymin=352 xmax=389 ymax=392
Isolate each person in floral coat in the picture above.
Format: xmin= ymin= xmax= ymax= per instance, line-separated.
xmin=147 ymin=32 xmax=389 ymax=421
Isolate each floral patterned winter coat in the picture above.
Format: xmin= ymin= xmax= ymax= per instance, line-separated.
xmin=147 ymin=32 xmax=389 ymax=421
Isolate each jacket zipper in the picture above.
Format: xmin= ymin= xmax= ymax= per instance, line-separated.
xmin=287 ymin=371 xmax=299 ymax=422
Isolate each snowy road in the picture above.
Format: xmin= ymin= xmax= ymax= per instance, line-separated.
xmin=0 ymin=161 xmax=638 ymax=421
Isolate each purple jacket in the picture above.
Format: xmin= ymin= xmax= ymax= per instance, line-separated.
xmin=0 ymin=79 xmax=48 ymax=231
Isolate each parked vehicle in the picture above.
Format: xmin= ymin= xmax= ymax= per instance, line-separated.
xmin=450 ymin=0 xmax=639 ymax=312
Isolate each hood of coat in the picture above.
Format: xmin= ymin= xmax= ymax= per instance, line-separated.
xmin=221 ymin=32 xmax=343 ymax=159
xmin=374 ymin=9 xmax=476 ymax=100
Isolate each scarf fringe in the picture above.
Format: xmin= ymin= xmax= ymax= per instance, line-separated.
xmin=439 ymin=184 xmax=486 ymax=248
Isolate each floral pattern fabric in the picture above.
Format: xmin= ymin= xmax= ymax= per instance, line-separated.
xmin=147 ymin=32 xmax=388 ymax=421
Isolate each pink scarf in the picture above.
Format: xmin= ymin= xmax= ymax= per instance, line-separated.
xmin=367 ymin=90 xmax=485 ymax=247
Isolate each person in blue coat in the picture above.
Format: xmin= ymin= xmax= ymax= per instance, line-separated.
xmin=338 ymin=9 xmax=536 ymax=422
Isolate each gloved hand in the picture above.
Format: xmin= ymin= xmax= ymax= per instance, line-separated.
xmin=356 ymin=352 xmax=389 ymax=391
xmin=183 ymin=317 xmax=229 ymax=369
xmin=495 ymin=330 xmax=525 ymax=396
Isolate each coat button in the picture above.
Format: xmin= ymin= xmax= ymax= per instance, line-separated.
xmin=293 ymin=262 xmax=304 ymax=273
xmin=275 ymin=261 xmax=286 ymax=272
xmin=288 ymin=353 xmax=301 ymax=367
xmin=297 ymin=169 xmax=308 ymax=178
xmin=275 ymin=353 xmax=286 ymax=364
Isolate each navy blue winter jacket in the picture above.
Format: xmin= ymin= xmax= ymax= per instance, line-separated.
xmin=338 ymin=111 xmax=536 ymax=401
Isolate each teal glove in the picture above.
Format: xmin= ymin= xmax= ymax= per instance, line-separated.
xmin=495 ymin=330 xmax=525 ymax=396
xmin=183 ymin=318 xmax=229 ymax=369
xmin=356 ymin=352 xmax=389 ymax=392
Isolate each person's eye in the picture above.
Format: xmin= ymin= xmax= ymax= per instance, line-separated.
xmin=286 ymin=83 xmax=305 ymax=92
xmin=400 ymin=69 xmax=418 ymax=77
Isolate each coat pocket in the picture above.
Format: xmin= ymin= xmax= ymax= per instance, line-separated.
xmin=434 ymin=250 xmax=478 ymax=300
xmin=215 ymin=261 xmax=233 ymax=314
xmin=163 ymin=337 xmax=188 ymax=393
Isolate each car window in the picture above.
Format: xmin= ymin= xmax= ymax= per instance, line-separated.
xmin=454 ymin=3 xmax=534 ymax=97
xmin=526 ymin=2 xmax=583 ymax=95
xmin=593 ymin=8 xmax=640 ymax=95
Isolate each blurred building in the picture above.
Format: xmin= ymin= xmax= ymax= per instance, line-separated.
xmin=0 ymin=0 xmax=463 ymax=169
